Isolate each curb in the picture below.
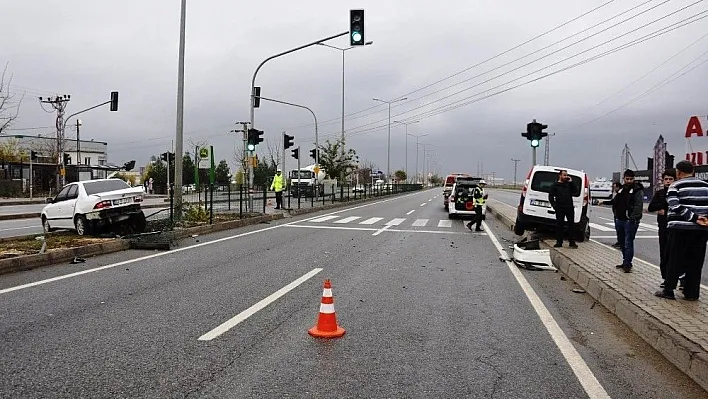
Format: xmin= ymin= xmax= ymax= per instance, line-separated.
xmin=486 ymin=203 xmax=708 ymax=392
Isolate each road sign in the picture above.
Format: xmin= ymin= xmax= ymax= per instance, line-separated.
xmin=199 ymin=147 xmax=210 ymax=169
xmin=313 ymin=165 xmax=320 ymax=175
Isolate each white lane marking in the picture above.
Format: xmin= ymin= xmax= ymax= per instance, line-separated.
xmin=0 ymin=225 xmax=40 ymax=232
xmin=287 ymin=225 xmax=464 ymax=235
xmin=590 ymin=238 xmax=708 ymax=291
xmin=359 ymin=217 xmax=383 ymax=225
xmin=598 ymin=216 xmax=614 ymax=222
xmin=334 ymin=216 xmax=361 ymax=224
xmin=589 ymin=223 xmax=615 ymax=232
xmin=310 ymin=215 xmax=339 ymax=223
xmin=406 ymin=210 xmax=415 ymax=215
xmin=386 ymin=218 xmax=406 ymax=226
xmin=593 ymin=235 xmax=658 ymax=239
xmin=412 ymin=219 xmax=428 ymax=227
xmin=428 ymin=199 xmax=432 ymax=202
xmin=437 ymin=220 xmax=452 ymax=228
xmin=484 ymin=221 xmax=611 ymax=399
xmin=639 ymin=223 xmax=659 ymax=231
xmin=372 ymin=224 xmax=393 ymax=236
xmin=420 ymin=203 xmax=427 ymax=207
xmin=198 ymin=268 xmax=323 ymax=341
xmin=1 ymin=192 xmax=423 ymax=295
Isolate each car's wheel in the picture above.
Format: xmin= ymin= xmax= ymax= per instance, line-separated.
xmin=41 ymin=215 xmax=55 ymax=233
xmin=514 ymin=219 xmax=525 ymax=236
xmin=448 ymin=212 xmax=454 ymax=219
xmin=74 ymin=215 xmax=91 ymax=236
xmin=130 ymin=211 xmax=147 ymax=233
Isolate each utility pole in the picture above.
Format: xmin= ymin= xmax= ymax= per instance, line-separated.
xmin=544 ymin=132 xmax=556 ymax=166
xmin=511 ymin=158 xmax=520 ymax=187
xmin=173 ymin=0 xmax=187 ymax=219
xmin=39 ymin=95 xmax=71 ymax=191
xmin=232 ymin=121 xmax=250 ymax=194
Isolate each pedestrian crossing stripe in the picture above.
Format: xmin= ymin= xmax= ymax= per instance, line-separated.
xmin=589 ymin=222 xmax=615 ymax=232
xmin=305 ymin=215 xmax=457 ymax=228
xmin=594 ymin=222 xmax=659 ymax=232
xmin=334 ymin=216 xmax=361 ymax=224
xmin=412 ymin=219 xmax=429 ymax=227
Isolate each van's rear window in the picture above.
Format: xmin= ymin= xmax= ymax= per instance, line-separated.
xmin=530 ymin=172 xmax=581 ymax=196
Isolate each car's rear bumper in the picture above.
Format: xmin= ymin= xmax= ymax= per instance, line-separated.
xmin=86 ymin=204 xmax=142 ymax=222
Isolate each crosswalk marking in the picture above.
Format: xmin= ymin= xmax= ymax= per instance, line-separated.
xmin=639 ymin=222 xmax=659 ymax=231
xmin=310 ymin=215 xmax=339 ymax=223
xmin=359 ymin=217 xmax=384 ymax=225
xmin=334 ymin=216 xmax=361 ymax=224
xmin=412 ymin=219 xmax=428 ymax=227
xmin=601 ymin=221 xmax=658 ymax=233
xmin=438 ymin=220 xmax=452 ymax=228
xmin=589 ymin=222 xmax=615 ymax=232
xmin=386 ymin=218 xmax=406 ymax=226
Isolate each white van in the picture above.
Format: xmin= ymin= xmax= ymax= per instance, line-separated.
xmin=513 ymin=165 xmax=591 ymax=242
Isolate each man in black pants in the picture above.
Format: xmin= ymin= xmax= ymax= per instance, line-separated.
xmin=647 ymin=169 xmax=676 ymax=287
xmin=549 ymin=170 xmax=577 ymax=248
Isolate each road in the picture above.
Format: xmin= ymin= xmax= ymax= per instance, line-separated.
xmin=488 ymin=188 xmax=708 ymax=287
xmin=0 ymin=189 xmax=704 ymax=397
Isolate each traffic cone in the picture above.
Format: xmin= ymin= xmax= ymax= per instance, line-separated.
xmin=308 ymin=279 xmax=346 ymax=338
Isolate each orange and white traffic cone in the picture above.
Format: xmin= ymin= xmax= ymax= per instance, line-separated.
xmin=308 ymin=279 xmax=346 ymax=338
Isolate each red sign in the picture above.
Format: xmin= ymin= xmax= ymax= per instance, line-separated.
xmin=685 ymin=116 xmax=708 ymax=165
xmin=685 ymin=116 xmax=704 ymax=138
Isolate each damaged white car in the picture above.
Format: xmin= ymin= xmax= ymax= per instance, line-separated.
xmin=41 ymin=178 xmax=147 ymax=236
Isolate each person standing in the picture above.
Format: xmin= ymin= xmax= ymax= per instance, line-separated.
xmin=549 ymin=170 xmax=577 ymax=248
xmin=647 ymin=169 xmax=676 ymax=287
xmin=466 ymin=180 xmax=488 ymax=232
xmin=270 ymin=169 xmax=285 ymax=209
xmin=655 ymin=161 xmax=708 ymax=300
xmin=613 ymin=169 xmax=644 ymax=273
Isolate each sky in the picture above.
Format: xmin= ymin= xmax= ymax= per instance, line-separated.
xmin=2 ymin=0 xmax=708 ymax=183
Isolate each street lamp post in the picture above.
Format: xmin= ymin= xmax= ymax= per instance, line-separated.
xmin=409 ymin=133 xmax=428 ymax=184
xmin=317 ymin=41 xmax=373 ymax=146
xmin=373 ymin=97 xmax=407 ymax=182
xmin=393 ymin=120 xmax=419 ymax=183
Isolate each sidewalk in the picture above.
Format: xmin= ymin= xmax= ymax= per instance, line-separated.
xmin=486 ymin=198 xmax=708 ymax=392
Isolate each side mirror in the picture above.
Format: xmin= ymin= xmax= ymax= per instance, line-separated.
xmin=45 ymin=198 xmax=53 ymax=204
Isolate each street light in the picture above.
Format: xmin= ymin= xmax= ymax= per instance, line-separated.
xmin=393 ymin=120 xmax=419 ymax=183
xmin=317 ymin=41 xmax=373 ymax=146
xmin=76 ymin=119 xmax=82 ymax=169
xmin=407 ymin=132 xmax=427 ymax=184
xmin=373 ymin=97 xmax=408 ymax=181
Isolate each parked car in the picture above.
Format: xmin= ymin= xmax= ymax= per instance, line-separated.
xmin=41 ymin=178 xmax=147 ymax=236
xmin=448 ymin=178 xmax=486 ymax=219
xmin=513 ymin=165 xmax=591 ymax=242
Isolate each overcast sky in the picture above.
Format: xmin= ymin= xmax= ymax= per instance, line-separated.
xmin=2 ymin=0 xmax=708 ymax=182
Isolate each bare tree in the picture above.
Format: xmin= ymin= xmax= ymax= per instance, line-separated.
xmin=0 ymin=63 xmax=23 ymax=135
xmin=357 ymin=158 xmax=378 ymax=185
xmin=265 ymin=136 xmax=282 ymax=169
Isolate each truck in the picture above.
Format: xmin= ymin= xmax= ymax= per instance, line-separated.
xmin=289 ymin=164 xmax=326 ymax=197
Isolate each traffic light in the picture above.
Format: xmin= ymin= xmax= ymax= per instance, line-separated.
xmin=283 ymin=133 xmax=294 ymax=150
xmin=63 ymin=153 xmax=71 ymax=165
xmin=30 ymin=151 xmax=38 ymax=161
xmin=123 ymin=160 xmax=136 ymax=171
xmin=522 ymin=119 xmax=548 ymax=148
xmin=110 ymin=91 xmax=119 ymax=111
xmin=309 ymin=148 xmax=318 ymax=160
xmin=247 ymin=128 xmax=264 ymax=151
xmin=160 ymin=152 xmax=168 ymax=162
xmin=291 ymin=148 xmax=299 ymax=160
xmin=161 ymin=152 xmax=175 ymax=162
xmin=350 ymin=9 xmax=365 ymax=46
xmin=252 ymin=86 xmax=261 ymax=108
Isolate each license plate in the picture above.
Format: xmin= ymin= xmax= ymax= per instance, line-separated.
xmin=113 ymin=198 xmax=130 ymax=205
xmin=530 ymin=199 xmax=551 ymax=208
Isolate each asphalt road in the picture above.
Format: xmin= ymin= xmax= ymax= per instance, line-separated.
xmin=488 ymin=188 xmax=708 ymax=287
xmin=0 ymin=189 xmax=704 ymax=398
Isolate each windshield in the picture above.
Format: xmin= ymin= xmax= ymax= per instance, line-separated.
xmin=83 ymin=179 xmax=130 ymax=195
xmin=531 ymin=172 xmax=582 ymax=196
xmin=291 ymin=171 xmax=314 ymax=179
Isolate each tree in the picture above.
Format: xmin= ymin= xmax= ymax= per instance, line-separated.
xmin=394 ymin=170 xmax=407 ymax=182
xmin=182 ymin=152 xmax=195 ymax=185
xmin=0 ymin=138 xmax=25 ymax=162
xmin=265 ymin=137 xmax=282 ymax=169
xmin=144 ymin=160 xmax=167 ymax=185
xmin=0 ymin=64 xmax=22 ymax=136
xmin=253 ymin=156 xmax=277 ymax=188
xmin=429 ymin=174 xmax=442 ymax=185
xmin=316 ymin=137 xmax=357 ymax=182
xmin=113 ymin=172 xmax=136 ymax=186
xmin=354 ymin=158 xmax=378 ymax=185
xmin=215 ymin=159 xmax=230 ymax=184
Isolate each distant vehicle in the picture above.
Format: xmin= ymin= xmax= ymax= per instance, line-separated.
xmin=442 ymin=173 xmax=476 ymax=210
xmin=41 ymin=178 xmax=146 ymax=236
xmin=448 ymin=177 xmax=487 ymax=219
xmin=289 ymin=164 xmax=326 ymax=197
xmin=589 ymin=178 xmax=613 ymax=204
xmin=514 ymin=165 xmax=591 ymax=242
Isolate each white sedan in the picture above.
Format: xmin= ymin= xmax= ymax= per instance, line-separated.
xmin=41 ymin=178 xmax=147 ymax=236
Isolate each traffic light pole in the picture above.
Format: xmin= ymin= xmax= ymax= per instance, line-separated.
xmin=532 ymin=147 xmax=537 ymax=167
xmin=249 ymin=31 xmax=347 ymax=211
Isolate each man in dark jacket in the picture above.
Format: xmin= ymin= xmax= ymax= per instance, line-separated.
xmin=613 ymin=169 xmax=644 ymax=273
xmin=647 ymin=169 xmax=676 ymax=286
xmin=549 ymin=170 xmax=577 ymax=248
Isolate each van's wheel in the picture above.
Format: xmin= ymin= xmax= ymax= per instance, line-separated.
xmin=130 ymin=211 xmax=147 ymax=233
xmin=514 ymin=219 xmax=525 ymax=236
xmin=75 ymin=215 xmax=91 ymax=236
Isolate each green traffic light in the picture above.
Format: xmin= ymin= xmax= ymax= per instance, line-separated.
xmin=531 ymin=139 xmax=540 ymax=147
xmin=351 ymin=31 xmax=362 ymax=43
xmin=247 ymin=144 xmax=256 ymax=151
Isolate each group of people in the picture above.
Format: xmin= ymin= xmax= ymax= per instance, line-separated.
xmin=596 ymin=161 xmax=708 ymax=300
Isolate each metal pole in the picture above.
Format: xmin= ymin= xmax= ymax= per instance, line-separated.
xmin=174 ymin=0 xmax=187 ymax=218
xmin=405 ymin=128 xmax=408 ymax=182
xmin=415 ymin=138 xmax=419 ymax=184
xmin=511 ymin=158 xmax=520 ymax=187
xmin=341 ymin=49 xmax=345 ymax=144
xmin=29 ymin=157 xmax=33 ymax=199
xmin=387 ymin=103 xmax=391 ymax=181
xmin=76 ymin=122 xmax=81 ymax=174
xmin=532 ymin=147 xmax=537 ymax=167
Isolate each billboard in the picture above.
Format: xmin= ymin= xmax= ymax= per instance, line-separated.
xmin=685 ymin=116 xmax=708 ymax=165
